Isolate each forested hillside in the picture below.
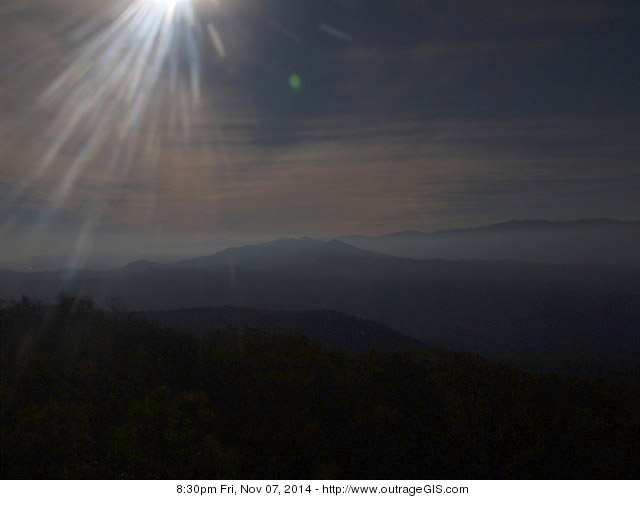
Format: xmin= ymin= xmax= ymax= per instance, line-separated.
xmin=1 ymin=297 xmax=638 ymax=479
xmin=138 ymin=306 xmax=429 ymax=353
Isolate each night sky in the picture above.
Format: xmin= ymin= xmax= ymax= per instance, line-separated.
xmin=1 ymin=0 xmax=639 ymax=259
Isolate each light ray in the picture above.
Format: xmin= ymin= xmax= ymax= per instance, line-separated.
xmin=12 ymin=0 xmax=217 ymax=245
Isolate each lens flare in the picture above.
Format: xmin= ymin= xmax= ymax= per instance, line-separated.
xmin=5 ymin=0 xmax=215 ymax=266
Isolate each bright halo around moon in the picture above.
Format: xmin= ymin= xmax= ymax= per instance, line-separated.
xmin=141 ymin=0 xmax=188 ymax=10
xmin=28 ymin=0 xmax=210 ymax=212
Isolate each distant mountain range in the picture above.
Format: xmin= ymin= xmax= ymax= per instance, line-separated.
xmin=0 ymin=251 xmax=176 ymax=273
xmin=3 ymin=218 xmax=638 ymax=272
xmin=1 ymin=236 xmax=639 ymax=378
xmin=0 ymin=236 xmax=251 ymax=272
xmin=340 ymin=218 xmax=640 ymax=265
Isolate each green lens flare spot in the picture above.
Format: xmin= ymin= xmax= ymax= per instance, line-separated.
xmin=289 ymin=73 xmax=302 ymax=92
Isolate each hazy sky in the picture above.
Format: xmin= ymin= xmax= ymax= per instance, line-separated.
xmin=1 ymin=0 xmax=639 ymax=257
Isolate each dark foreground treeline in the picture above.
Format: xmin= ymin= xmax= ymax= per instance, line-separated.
xmin=1 ymin=297 xmax=638 ymax=479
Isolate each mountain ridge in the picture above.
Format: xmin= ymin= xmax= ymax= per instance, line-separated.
xmin=137 ymin=305 xmax=431 ymax=353
xmin=173 ymin=237 xmax=390 ymax=271
xmin=339 ymin=218 xmax=640 ymax=265
xmin=1 ymin=238 xmax=639 ymax=378
xmin=342 ymin=218 xmax=640 ymax=240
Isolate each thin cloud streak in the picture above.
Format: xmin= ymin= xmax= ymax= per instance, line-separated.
xmin=0 ymin=0 xmax=639 ymax=257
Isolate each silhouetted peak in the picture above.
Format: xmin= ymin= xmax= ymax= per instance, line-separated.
xmin=117 ymin=260 xmax=166 ymax=273
xmin=379 ymin=230 xmax=426 ymax=239
xmin=173 ymin=236 xmax=388 ymax=270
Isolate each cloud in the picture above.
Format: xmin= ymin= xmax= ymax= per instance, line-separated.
xmin=0 ymin=0 xmax=639 ymax=253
